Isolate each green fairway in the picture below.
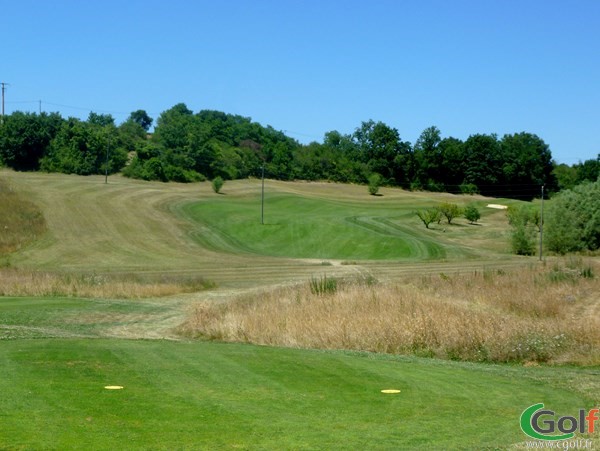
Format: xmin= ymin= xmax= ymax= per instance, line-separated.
xmin=183 ymin=192 xmax=486 ymax=260
xmin=1 ymin=338 xmax=596 ymax=450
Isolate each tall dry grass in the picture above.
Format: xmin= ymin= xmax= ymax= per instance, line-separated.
xmin=0 ymin=178 xmax=46 ymax=255
xmin=185 ymin=259 xmax=600 ymax=364
xmin=0 ymin=269 xmax=214 ymax=299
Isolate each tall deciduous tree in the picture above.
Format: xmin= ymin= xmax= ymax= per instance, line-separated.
xmin=438 ymin=137 xmax=466 ymax=192
xmin=463 ymin=134 xmax=501 ymax=196
xmin=40 ymin=118 xmax=126 ymax=175
xmin=87 ymin=112 xmax=115 ymax=127
xmin=352 ymin=120 xmax=412 ymax=185
xmin=414 ymin=126 xmax=442 ymax=188
xmin=128 ymin=110 xmax=153 ymax=132
xmin=0 ymin=111 xmax=63 ymax=170
xmin=500 ymin=132 xmax=556 ymax=199
xmin=153 ymin=103 xmax=194 ymax=151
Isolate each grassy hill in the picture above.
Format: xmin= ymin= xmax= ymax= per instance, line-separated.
xmin=1 ymin=169 xmax=598 ymax=449
xmin=1 ymin=170 xmax=524 ymax=284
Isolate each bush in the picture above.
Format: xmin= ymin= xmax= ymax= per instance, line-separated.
xmin=511 ymin=223 xmax=536 ymax=255
xmin=367 ymin=173 xmax=383 ymax=195
xmin=460 ymin=183 xmax=479 ymax=195
xmin=463 ymin=205 xmax=481 ymax=224
xmin=212 ymin=176 xmax=224 ymax=193
xmin=506 ymin=205 xmax=539 ymax=255
xmin=545 ymin=180 xmax=600 ymax=254
xmin=426 ymin=179 xmax=445 ymax=192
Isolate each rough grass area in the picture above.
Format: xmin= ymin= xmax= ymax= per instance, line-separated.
xmin=186 ymin=259 xmax=600 ymax=365
xmin=0 ymin=178 xmax=46 ymax=255
xmin=0 ymin=269 xmax=214 ymax=298
xmin=1 ymin=339 xmax=598 ymax=450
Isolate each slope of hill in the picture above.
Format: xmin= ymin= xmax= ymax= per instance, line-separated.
xmin=1 ymin=170 xmax=524 ymax=287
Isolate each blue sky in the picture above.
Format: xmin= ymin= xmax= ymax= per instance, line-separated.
xmin=3 ymin=0 xmax=599 ymax=165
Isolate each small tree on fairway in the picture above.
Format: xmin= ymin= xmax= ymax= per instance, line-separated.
xmin=416 ymin=208 xmax=441 ymax=229
xmin=368 ymin=173 xmax=383 ymax=195
xmin=212 ymin=176 xmax=224 ymax=193
xmin=438 ymin=202 xmax=462 ymax=224
xmin=464 ymin=205 xmax=481 ymax=224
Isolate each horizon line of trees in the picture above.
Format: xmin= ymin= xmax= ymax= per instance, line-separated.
xmin=1 ymin=104 xmax=599 ymax=199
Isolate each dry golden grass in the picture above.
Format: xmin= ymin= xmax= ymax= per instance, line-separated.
xmin=185 ymin=258 xmax=600 ymax=364
xmin=0 ymin=178 xmax=46 ymax=255
xmin=0 ymin=269 xmax=214 ymax=299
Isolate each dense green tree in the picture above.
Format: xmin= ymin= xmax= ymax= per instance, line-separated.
xmin=128 ymin=110 xmax=153 ymax=132
xmin=545 ymin=180 xmax=600 ymax=254
xmin=553 ymin=163 xmax=578 ymax=191
xmin=352 ymin=120 xmax=413 ymax=186
xmin=321 ymin=131 xmax=366 ymax=183
xmin=0 ymin=112 xmax=64 ymax=170
xmin=40 ymin=118 xmax=126 ymax=175
xmin=153 ymin=103 xmax=194 ymax=151
xmin=127 ymin=104 xmax=300 ymax=182
xmin=463 ymin=134 xmax=501 ymax=196
xmin=87 ymin=112 xmax=115 ymax=127
xmin=1 ymin=102 xmax=555 ymax=194
xmin=414 ymin=126 xmax=443 ymax=188
xmin=574 ymin=155 xmax=600 ymax=184
xmin=500 ymin=132 xmax=556 ymax=199
xmin=437 ymin=137 xmax=466 ymax=192
xmin=118 ymin=119 xmax=148 ymax=153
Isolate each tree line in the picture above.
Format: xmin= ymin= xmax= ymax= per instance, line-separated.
xmin=1 ymin=104 xmax=598 ymax=199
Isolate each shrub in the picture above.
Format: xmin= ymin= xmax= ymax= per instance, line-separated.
xmin=506 ymin=205 xmax=538 ymax=255
xmin=212 ymin=176 xmax=224 ymax=193
xmin=460 ymin=183 xmax=479 ymax=195
xmin=545 ymin=180 xmax=600 ymax=254
xmin=426 ymin=179 xmax=445 ymax=192
xmin=367 ymin=173 xmax=383 ymax=196
xmin=511 ymin=223 xmax=536 ymax=255
xmin=463 ymin=204 xmax=481 ymax=224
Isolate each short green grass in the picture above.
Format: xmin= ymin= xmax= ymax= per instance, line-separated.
xmin=183 ymin=193 xmax=495 ymax=260
xmin=0 ymin=296 xmax=175 ymax=339
xmin=1 ymin=338 xmax=597 ymax=450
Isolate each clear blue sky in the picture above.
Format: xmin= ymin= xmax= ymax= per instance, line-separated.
xmin=3 ymin=0 xmax=599 ymax=165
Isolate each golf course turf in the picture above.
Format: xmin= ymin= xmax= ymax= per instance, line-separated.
xmin=1 ymin=171 xmax=598 ymax=449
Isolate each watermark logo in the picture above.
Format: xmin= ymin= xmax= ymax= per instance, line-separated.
xmin=520 ymin=403 xmax=599 ymax=441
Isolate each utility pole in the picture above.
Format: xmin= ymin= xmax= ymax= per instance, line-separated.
xmin=1 ymin=82 xmax=7 ymax=125
xmin=39 ymin=100 xmax=42 ymax=114
xmin=539 ymin=185 xmax=544 ymax=261
xmin=105 ymin=136 xmax=110 ymax=184
xmin=261 ymin=165 xmax=265 ymax=225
